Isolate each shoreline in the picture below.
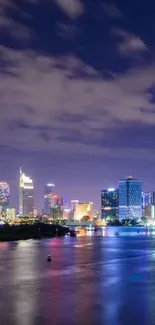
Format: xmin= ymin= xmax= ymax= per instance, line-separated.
xmin=0 ymin=222 xmax=69 ymax=242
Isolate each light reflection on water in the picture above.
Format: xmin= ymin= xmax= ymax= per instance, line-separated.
xmin=0 ymin=230 xmax=155 ymax=324
xmin=72 ymin=226 xmax=152 ymax=238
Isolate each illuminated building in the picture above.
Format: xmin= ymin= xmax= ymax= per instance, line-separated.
xmin=0 ymin=182 xmax=10 ymax=214
xmin=119 ymin=176 xmax=142 ymax=220
xmin=94 ymin=210 xmax=101 ymax=220
xmin=74 ymin=202 xmax=93 ymax=221
xmin=63 ymin=208 xmax=71 ymax=220
xmin=44 ymin=183 xmax=55 ymax=215
xmin=71 ymin=200 xmax=79 ymax=212
xmin=71 ymin=200 xmax=79 ymax=220
xmin=101 ymin=188 xmax=119 ymax=220
xmin=144 ymin=204 xmax=155 ymax=219
xmin=34 ymin=209 xmax=38 ymax=218
xmin=6 ymin=208 xmax=16 ymax=221
xmin=19 ymin=167 xmax=34 ymax=217
xmin=50 ymin=194 xmax=63 ymax=220
xmin=142 ymin=192 xmax=154 ymax=209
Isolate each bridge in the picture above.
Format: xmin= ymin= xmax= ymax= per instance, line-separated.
xmin=65 ymin=221 xmax=96 ymax=227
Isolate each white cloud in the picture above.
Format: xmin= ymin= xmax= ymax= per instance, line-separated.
xmin=55 ymin=0 xmax=84 ymax=18
xmin=112 ymin=28 xmax=147 ymax=54
xmin=119 ymin=36 xmax=147 ymax=54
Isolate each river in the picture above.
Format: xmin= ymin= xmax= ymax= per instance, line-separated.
xmin=0 ymin=229 xmax=155 ymax=325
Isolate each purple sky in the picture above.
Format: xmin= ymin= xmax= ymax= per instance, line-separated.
xmin=1 ymin=0 xmax=155 ymax=211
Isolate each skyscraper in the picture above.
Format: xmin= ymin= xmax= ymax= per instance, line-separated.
xmin=101 ymin=188 xmax=119 ymax=220
xmin=119 ymin=176 xmax=142 ymax=220
xmin=50 ymin=194 xmax=63 ymax=220
xmin=0 ymin=182 xmax=10 ymax=214
xmin=44 ymin=183 xmax=55 ymax=215
xmin=142 ymin=191 xmax=155 ymax=218
xmin=142 ymin=192 xmax=153 ymax=209
xmin=19 ymin=168 xmax=34 ymax=217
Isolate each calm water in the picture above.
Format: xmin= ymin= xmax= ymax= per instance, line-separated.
xmin=1 ymin=229 xmax=155 ymax=325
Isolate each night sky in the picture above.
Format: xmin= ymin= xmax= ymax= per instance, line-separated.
xmin=1 ymin=0 xmax=155 ymax=211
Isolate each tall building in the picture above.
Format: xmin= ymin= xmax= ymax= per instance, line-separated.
xmin=142 ymin=192 xmax=155 ymax=219
xmin=19 ymin=168 xmax=34 ymax=217
xmin=6 ymin=208 xmax=16 ymax=221
xmin=0 ymin=182 xmax=10 ymax=214
xmin=74 ymin=202 xmax=93 ymax=221
xmin=63 ymin=208 xmax=71 ymax=220
xmin=50 ymin=194 xmax=63 ymax=220
xmin=144 ymin=204 xmax=155 ymax=219
xmin=101 ymin=188 xmax=119 ymax=220
xmin=44 ymin=183 xmax=55 ymax=215
xmin=71 ymin=200 xmax=79 ymax=212
xmin=142 ymin=192 xmax=153 ymax=209
xmin=71 ymin=200 xmax=79 ymax=220
xmin=119 ymin=176 xmax=142 ymax=220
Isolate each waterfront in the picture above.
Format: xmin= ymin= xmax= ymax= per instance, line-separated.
xmin=1 ymin=231 xmax=155 ymax=324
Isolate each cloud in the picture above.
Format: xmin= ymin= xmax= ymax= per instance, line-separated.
xmin=113 ymin=28 xmax=147 ymax=54
xmin=55 ymin=0 xmax=84 ymax=19
xmin=1 ymin=43 xmax=155 ymax=162
xmin=0 ymin=0 xmax=32 ymax=41
xmin=1 ymin=0 xmax=155 ymax=164
xmin=101 ymin=3 xmax=122 ymax=18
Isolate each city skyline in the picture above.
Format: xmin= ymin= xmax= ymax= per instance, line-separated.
xmin=1 ymin=167 xmax=155 ymax=214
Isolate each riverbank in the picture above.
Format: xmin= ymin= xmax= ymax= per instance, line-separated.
xmin=0 ymin=223 xmax=69 ymax=242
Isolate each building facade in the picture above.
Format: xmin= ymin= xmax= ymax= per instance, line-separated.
xmin=19 ymin=168 xmax=34 ymax=217
xmin=50 ymin=195 xmax=63 ymax=220
xmin=74 ymin=202 xmax=94 ymax=221
xmin=44 ymin=183 xmax=55 ymax=215
xmin=142 ymin=192 xmax=155 ymax=219
xmin=119 ymin=176 xmax=142 ymax=220
xmin=6 ymin=208 xmax=16 ymax=221
xmin=101 ymin=188 xmax=119 ymax=220
xmin=142 ymin=192 xmax=153 ymax=209
xmin=0 ymin=182 xmax=10 ymax=214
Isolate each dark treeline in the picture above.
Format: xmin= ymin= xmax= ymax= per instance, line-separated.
xmin=0 ymin=223 xmax=69 ymax=241
xmin=107 ymin=218 xmax=147 ymax=227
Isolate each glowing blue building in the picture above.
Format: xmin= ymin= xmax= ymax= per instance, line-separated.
xmin=119 ymin=176 xmax=142 ymax=220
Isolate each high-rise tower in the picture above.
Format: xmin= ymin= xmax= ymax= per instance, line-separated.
xmin=101 ymin=188 xmax=119 ymax=220
xmin=44 ymin=183 xmax=55 ymax=215
xmin=119 ymin=176 xmax=142 ymax=220
xmin=0 ymin=182 xmax=10 ymax=214
xmin=19 ymin=168 xmax=34 ymax=217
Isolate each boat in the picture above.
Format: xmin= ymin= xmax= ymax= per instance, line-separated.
xmin=70 ymin=230 xmax=76 ymax=237
xmin=47 ymin=254 xmax=51 ymax=262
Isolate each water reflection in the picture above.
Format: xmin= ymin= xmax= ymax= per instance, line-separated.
xmin=0 ymin=235 xmax=155 ymax=324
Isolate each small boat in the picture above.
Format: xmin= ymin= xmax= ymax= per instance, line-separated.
xmin=70 ymin=230 xmax=76 ymax=237
xmin=47 ymin=254 xmax=51 ymax=262
xmin=115 ymin=232 xmax=119 ymax=236
xmin=137 ymin=229 xmax=140 ymax=234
